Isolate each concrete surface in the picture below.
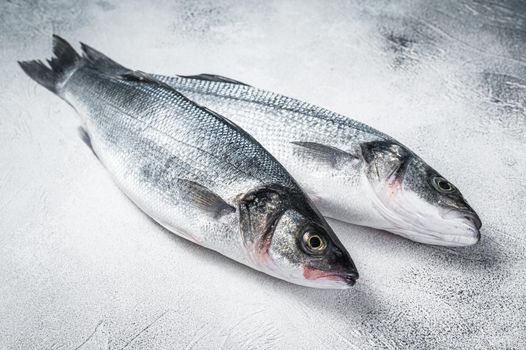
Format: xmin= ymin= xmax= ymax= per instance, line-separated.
xmin=1 ymin=0 xmax=525 ymax=349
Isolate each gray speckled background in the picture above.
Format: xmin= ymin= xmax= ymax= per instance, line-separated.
xmin=1 ymin=1 xmax=525 ymax=349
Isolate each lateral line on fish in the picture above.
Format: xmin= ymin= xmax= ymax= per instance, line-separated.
xmin=97 ymin=98 xmax=269 ymax=187
xmin=161 ymin=76 xmax=391 ymax=138
xmin=82 ymin=72 xmax=278 ymax=187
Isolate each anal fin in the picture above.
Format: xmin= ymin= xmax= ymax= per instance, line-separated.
xmin=78 ymin=127 xmax=98 ymax=159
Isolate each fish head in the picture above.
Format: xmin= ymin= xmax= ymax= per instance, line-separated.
xmin=360 ymin=140 xmax=481 ymax=246
xmin=238 ymin=184 xmax=358 ymax=289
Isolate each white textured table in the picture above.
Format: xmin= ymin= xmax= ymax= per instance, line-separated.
xmin=1 ymin=1 xmax=524 ymax=349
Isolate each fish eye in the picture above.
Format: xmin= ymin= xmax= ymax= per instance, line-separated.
xmin=432 ymin=176 xmax=454 ymax=193
xmin=302 ymin=231 xmax=327 ymax=254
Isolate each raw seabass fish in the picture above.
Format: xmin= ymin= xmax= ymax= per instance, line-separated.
xmin=153 ymin=73 xmax=482 ymax=247
xmin=19 ymin=36 xmax=358 ymax=289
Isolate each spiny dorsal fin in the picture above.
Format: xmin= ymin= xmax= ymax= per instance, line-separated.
xmin=178 ymin=73 xmax=249 ymax=86
xmin=177 ymin=178 xmax=235 ymax=219
xmin=119 ymin=70 xmax=183 ymax=92
xmin=120 ymin=70 xmax=158 ymax=83
xmin=291 ymin=141 xmax=358 ymax=169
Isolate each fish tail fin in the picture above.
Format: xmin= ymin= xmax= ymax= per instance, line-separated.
xmin=80 ymin=41 xmax=127 ymax=74
xmin=18 ymin=34 xmax=81 ymax=94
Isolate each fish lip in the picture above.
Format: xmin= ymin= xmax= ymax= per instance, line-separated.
xmin=379 ymin=209 xmax=482 ymax=246
xmin=444 ymin=207 xmax=482 ymax=242
xmin=322 ymin=271 xmax=359 ymax=286
xmin=343 ymin=272 xmax=358 ymax=286
xmin=303 ymin=267 xmax=359 ymax=286
xmin=459 ymin=209 xmax=482 ymax=230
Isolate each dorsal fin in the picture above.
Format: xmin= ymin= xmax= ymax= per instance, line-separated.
xmin=119 ymin=70 xmax=183 ymax=92
xmin=120 ymin=70 xmax=159 ymax=83
xmin=178 ymin=73 xmax=249 ymax=86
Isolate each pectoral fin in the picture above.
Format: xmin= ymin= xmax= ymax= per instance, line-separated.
xmin=178 ymin=179 xmax=235 ymax=219
xmin=291 ymin=141 xmax=357 ymax=169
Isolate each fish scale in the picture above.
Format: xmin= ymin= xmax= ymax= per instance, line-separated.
xmin=155 ymin=74 xmax=384 ymax=221
xmin=154 ymin=71 xmax=482 ymax=247
xmin=18 ymin=35 xmax=359 ymax=288
xmin=72 ymin=69 xmax=288 ymax=258
xmin=68 ymin=73 xmax=294 ymax=194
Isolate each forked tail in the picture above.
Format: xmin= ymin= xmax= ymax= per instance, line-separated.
xmin=18 ymin=34 xmax=127 ymax=95
xmin=18 ymin=35 xmax=81 ymax=94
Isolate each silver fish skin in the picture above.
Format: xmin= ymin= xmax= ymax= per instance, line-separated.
xmin=18 ymin=36 xmax=358 ymax=289
xmin=153 ymin=73 xmax=482 ymax=247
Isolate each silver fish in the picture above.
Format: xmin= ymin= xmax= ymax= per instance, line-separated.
xmin=19 ymin=36 xmax=358 ymax=289
xmin=153 ymin=73 xmax=482 ymax=247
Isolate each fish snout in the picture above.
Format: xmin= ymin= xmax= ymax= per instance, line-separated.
xmin=453 ymin=208 xmax=482 ymax=245
xmin=334 ymin=258 xmax=359 ymax=286
xmin=462 ymin=210 xmax=482 ymax=231
xmin=343 ymin=271 xmax=359 ymax=286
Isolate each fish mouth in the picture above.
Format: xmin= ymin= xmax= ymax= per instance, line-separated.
xmin=438 ymin=207 xmax=482 ymax=245
xmin=303 ymin=267 xmax=359 ymax=286
xmin=342 ymin=273 xmax=358 ymax=286
xmin=387 ymin=209 xmax=482 ymax=247
xmin=366 ymin=180 xmax=482 ymax=246
xmin=458 ymin=209 xmax=482 ymax=231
